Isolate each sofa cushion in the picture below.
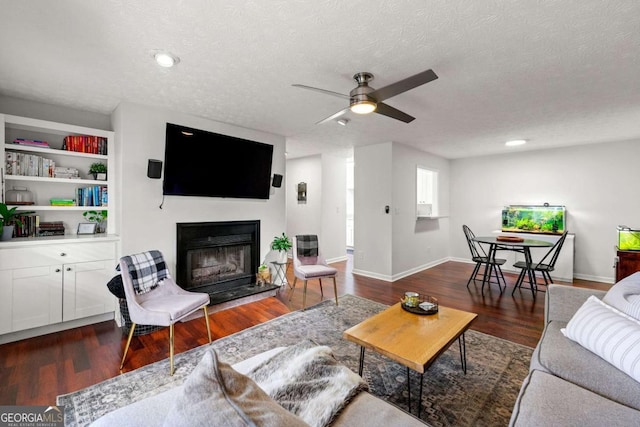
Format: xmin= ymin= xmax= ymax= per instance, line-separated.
xmin=509 ymin=370 xmax=640 ymax=427
xmin=162 ymin=348 xmax=308 ymax=427
xmin=537 ymin=320 xmax=640 ymax=410
xmin=603 ymin=271 xmax=640 ymax=320
xmin=562 ymin=296 xmax=640 ymax=383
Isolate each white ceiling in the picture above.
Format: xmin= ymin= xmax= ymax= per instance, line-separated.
xmin=1 ymin=1 xmax=639 ymax=159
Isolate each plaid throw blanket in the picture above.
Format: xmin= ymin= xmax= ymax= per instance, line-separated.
xmin=120 ymin=250 xmax=170 ymax=295
xmin=296 ymin=235 xmax=319 ymax=257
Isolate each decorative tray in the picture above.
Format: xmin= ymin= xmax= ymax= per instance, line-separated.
xmin=497 ymin=235 xmax=524 ymax=242
xmin=401 ymin=297 xmax=438 ymax=315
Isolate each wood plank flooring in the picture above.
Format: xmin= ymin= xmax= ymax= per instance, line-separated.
xmin=0 ymin=258 xmax=610 ymax=406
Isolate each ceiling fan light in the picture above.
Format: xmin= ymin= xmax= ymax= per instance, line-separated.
xmin=350 ymin=101 xmax=377 ymax=114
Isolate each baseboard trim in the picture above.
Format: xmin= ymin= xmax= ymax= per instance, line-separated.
xmin=574 ymin=273 xmax=615 ymax=284
xmin=0 ymin=312 xmax=115 ymax=345
xmin=391 ymin=258 xmax=450 ymax=282
xmin=353 ymin=257 xmax=450 ymax=282
xmin=327 ymin=255 xmax=348 ymax=264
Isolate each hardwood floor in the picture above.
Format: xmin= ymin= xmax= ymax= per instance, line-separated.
xmin=0 ymin=258 xmax=610 ymax=406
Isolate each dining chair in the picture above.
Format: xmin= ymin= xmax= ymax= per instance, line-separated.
xmin=289 ymin=235 xmax=338 ymax=310
xmin=462 ymin=225 xmax=507 ymax=294
xmin=512 ymin=231 xmax=568 ymax=294
xmin=119 ymin=250 xmax=212 ymax=375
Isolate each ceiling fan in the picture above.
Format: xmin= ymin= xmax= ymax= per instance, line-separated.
xmin=292 ymin=69 xmax=438 ymax=124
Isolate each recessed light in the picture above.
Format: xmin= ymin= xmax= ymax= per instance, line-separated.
xmin=154 ymin=51 xmax=180 ymax=68
xmin=505 ymin=139 xmax=527 ymax=147
xmin=337 ymin=119 xmax=350 ymax=126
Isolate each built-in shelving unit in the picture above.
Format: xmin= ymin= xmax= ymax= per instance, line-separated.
xmin=1 ymin=114 xmax=116 ymax=237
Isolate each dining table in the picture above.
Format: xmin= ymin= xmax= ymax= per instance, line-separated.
xmin=472 ymin=236 xmax=553 ymax=297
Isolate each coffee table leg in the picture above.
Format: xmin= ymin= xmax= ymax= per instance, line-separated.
xmin=406 ymin=368 xmax=412 ymax=414
xmin=458 ymin=333 xmax=468 ymax=374
xmin=358 ymin=346 xmax=365 ymax=376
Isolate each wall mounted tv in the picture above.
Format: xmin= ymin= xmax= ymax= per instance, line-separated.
xmin=163 ymin=123 xmax=274 ymax=199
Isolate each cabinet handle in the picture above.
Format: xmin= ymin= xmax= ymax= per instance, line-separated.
xmin=66 ymin=267 xmax=72 ymax=271
xmin=55 ymin=268 xmax=61 ymax=273
xmin=60 ymin=253 xmax=67 ymax=257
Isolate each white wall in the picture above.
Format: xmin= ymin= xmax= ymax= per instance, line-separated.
xmin=450 ymin=140 xmax=640 ymax=283
xmin=321 ymin=153 xmax=347 ymax=262
xmin=0 ymin=96 xmax=111 ymax=131
xmin=353 ymin=143 xmax=393 ymax=278
xmin=286 ymin=155 xmax=322 ymax=246
xmin=391 ymin=143 xmax=450 ymax=278
xmin=286 ymin=153 xmax=347 ymax=262
xmin=113 ymin=102 xmax=286 ymax=272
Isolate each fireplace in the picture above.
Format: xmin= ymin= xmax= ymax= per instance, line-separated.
xmin=176 ymin=220 xmax=276 ymax=304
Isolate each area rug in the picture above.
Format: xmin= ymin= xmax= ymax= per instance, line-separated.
xmin=57 ymin=294 xmax=532 ymax=426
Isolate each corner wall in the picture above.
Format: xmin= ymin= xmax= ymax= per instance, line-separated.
xmin=285 ymin=153 xmax=347 ymax=262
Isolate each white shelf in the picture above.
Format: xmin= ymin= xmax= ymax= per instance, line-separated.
xmin=416 ymin=215 xmax=448 ymax=220
xmin=5 ymin=175 xmax=106 ymax=185
xmin=11 ymin=205 xmax=108 ymax=211
xmin=3 ymin=143 xmax=107 ymax=159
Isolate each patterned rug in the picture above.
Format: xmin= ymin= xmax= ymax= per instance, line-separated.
xmin=57 ymin=294 xmax=532 ymax=426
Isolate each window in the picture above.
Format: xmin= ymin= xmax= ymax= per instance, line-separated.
xmin=417 ymin=166 xmax=438 ymax=217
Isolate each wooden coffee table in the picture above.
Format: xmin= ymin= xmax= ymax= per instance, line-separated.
xmin=343 ymin=303 xmax=477 ymax=416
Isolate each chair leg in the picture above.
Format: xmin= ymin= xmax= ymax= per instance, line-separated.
xmin=203 ymin=306 xmax=212 ymax=344
xmin=120 ymin=322 xmax=137 ymax=370
xmin=332 ymin=277 xmax=338 ymax=305
xmin=289 ymin=277 xmax=298 ymax=301
xmin=466 ymin=263 xmax=481 ymax=288
xmin=302 ymin=280 xmax=308 ymax=311
xmin=318 ymin=278 xmax=324 ymax=296
xmin=512 ymin=269 xmax=526 ymax=296
xmin=169 ymin=323 xmax=175 ymax=376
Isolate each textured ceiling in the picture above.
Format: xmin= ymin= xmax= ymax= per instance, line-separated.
xmin=1 ymin=1 xmax=639 ymax=159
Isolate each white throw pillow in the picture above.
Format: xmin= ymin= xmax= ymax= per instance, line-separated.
xmin=603 ymin=271 xmax=640 ymax=321
xmin=562 ymin=296 xmax=640 ymax=382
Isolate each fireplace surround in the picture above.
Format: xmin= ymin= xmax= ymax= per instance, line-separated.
xmin=176 ymin=220 xmax=277 ymax=304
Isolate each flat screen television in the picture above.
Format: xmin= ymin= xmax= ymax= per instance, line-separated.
xmin=163 ymin=123 xmax=274 ymax=199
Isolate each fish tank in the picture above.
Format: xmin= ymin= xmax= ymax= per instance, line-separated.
xmin=618 ymin=226 xmax=640 ymax=251
xmin=501 ymin=205 xmax=565 ymax=235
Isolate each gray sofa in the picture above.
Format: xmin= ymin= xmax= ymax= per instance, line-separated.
xmin=509 ymin=281 xmax=640 ymax=426
xmin=91 ymin=346 xmax=427 ymax=427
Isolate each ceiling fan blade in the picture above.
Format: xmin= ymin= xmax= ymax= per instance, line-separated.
xmin=292 ymin=84 xmax=350 ymax=99
xmin=375 ymin=102 xmax=415 ymax=123
xmin=316 ymin=108 xmax=349 ymax=125
xmin=369 ymin=69 xmax=438 ymax=102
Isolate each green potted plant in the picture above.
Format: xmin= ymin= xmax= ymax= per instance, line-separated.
xmin=0 ymin=202 xmax=23 ymax=241
xmin=82 ymin=210 xmax=108 ymax=233
xmin=89 ymin=162 xmax=107 ymax=181
xmin=271 ymin=233 xmax=292 ymax=263
xmin=257 ymin=263 xmax=270 ymax=283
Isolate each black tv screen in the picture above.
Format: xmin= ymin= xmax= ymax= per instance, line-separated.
xmin=163 ymin=123 xmax=274 ymax=199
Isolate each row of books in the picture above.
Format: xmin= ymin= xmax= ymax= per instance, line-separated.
xmin=77 ymin=185 xmax=108 ymax=207
xmin=5 ymin=151 xmax=56 ymax=177
xmin=12 ymin=216 xmax=66 ymax=238
xmin=63 ymin=135 xmax=108 ymax=155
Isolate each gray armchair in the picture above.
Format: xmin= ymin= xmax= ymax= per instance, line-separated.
xmin=119 ymin=250 xmax=212 ymax=375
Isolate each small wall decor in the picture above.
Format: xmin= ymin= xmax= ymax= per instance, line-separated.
xmin=297 ymin=182 xmax=307 ymax=202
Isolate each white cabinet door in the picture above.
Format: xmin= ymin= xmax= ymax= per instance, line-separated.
xmin=0 ymin=270 xmax=12 ymax=334
xmin=63 ymin=260 xmax=115 ymax=321
xmin=11 ymin=266 xmax=63 ymax=331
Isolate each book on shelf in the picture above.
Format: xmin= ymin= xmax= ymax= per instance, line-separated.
xmin=62 ymin=135 xmax=108 ymax=155
xmin=53 ymin=166 xmax=79 ymax=179
xmin=13 ymin=213 xmax=39 ymax=238
xmin=12 ymin=138 xmax=50 ymax=148
xmin=37 ymin=221 xmax=66 ymax=237
xmin=5 ymin=151 xmax=56 ymax=177
xmin=76 ymin=185 xmax=108 ymax=207
xmin=50 ymin=198 xmax=76 ymax=206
